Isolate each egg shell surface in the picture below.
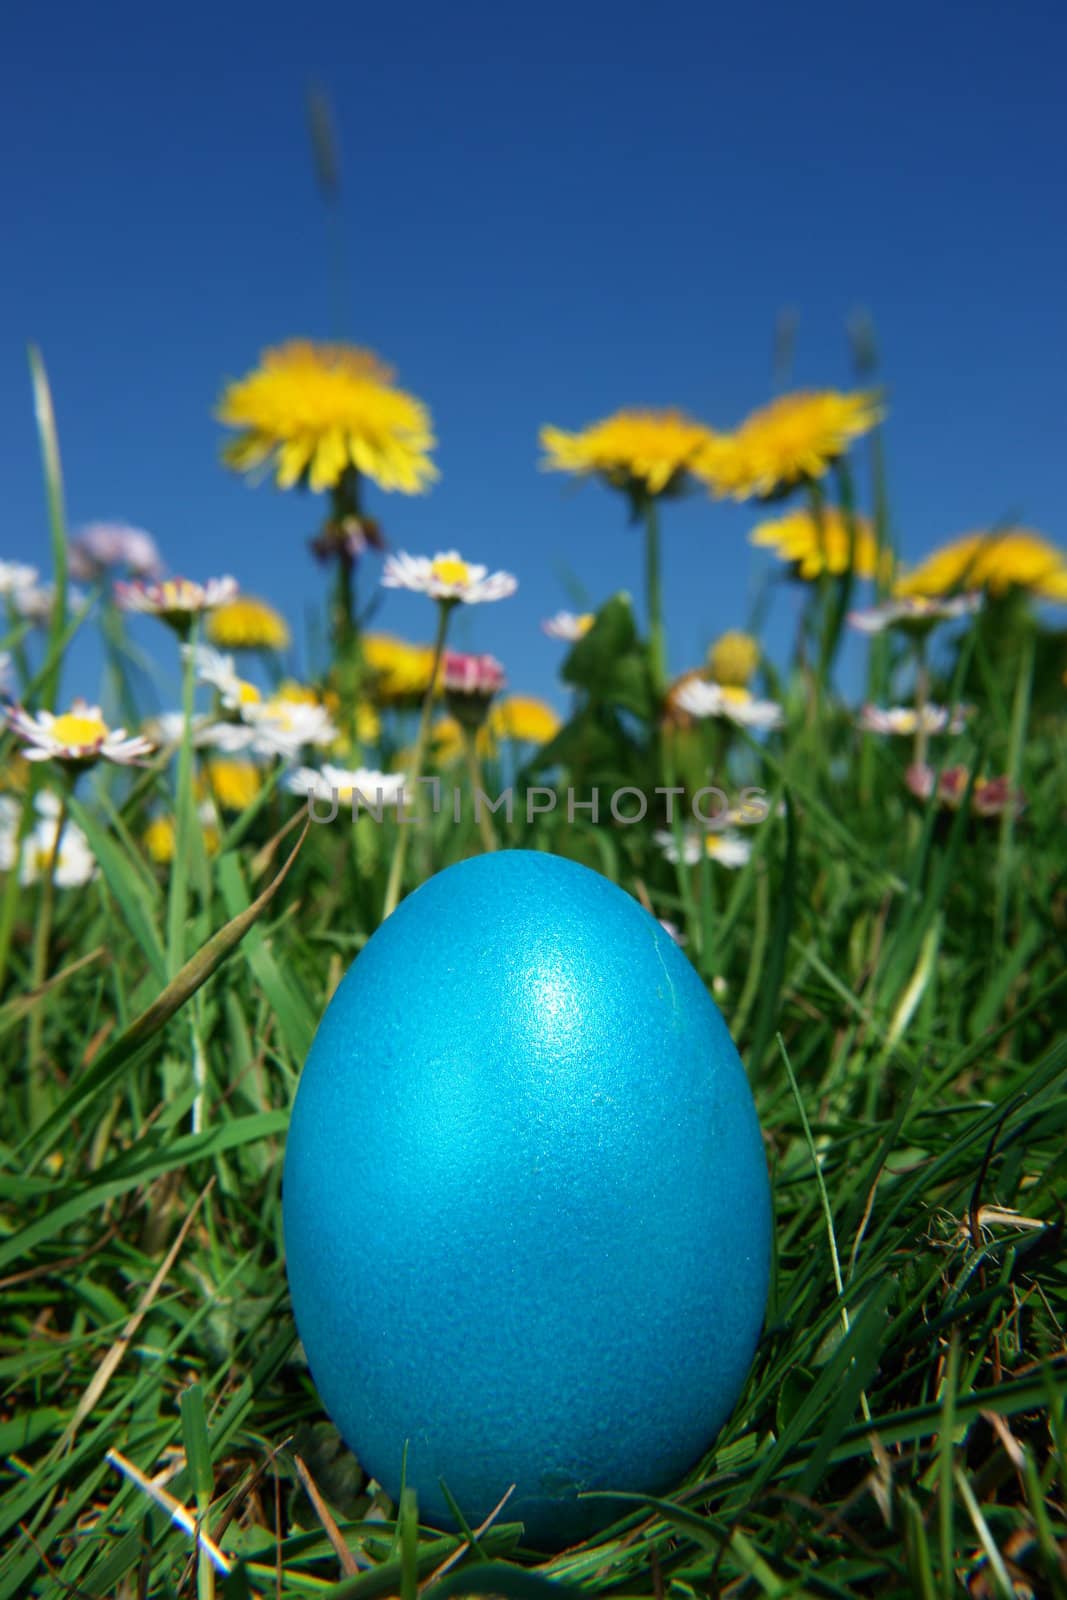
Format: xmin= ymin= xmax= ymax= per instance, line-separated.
xmin=283 ymin=849 xmax=771 ymax=1549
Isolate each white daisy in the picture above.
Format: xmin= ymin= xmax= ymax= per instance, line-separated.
xmin=69 ymin=522 xmax=163 ymax=581
xmin=653 ymin=828 xmax=753 ymax=869
xmin=14 ymin=582 xmax=89 ymax=624
xmin=381 ymin=550 xmax=517 ymax=605
xmin=8 ymin=700 xmax=154 ymax=766
xmin=542 ymin=610 xmax=594 ymax=641
xmin=183 ymin=643 xmax=261 ymax=711
xmin=0 ymin=561 xmax=39 ymax=597
xmin=20 ymin=811 xmax=97 ymax=888
xmin=848 ymin=593 xmax=981 ymax=634
xmin=859 ymin=703 xmax=972 ymax=736
xmin=674 ymin=679 xmax=784 ymax=731
xmin=206 ymin=693 xmax=338 ymax=762
xmin=114 ymin=575 xmax=238 ymax=627
xmin=0 ymin=794 xmax=96 ymax=888
xmin=141 ymin=710 xmax=220 ymax=749
xmin=286 ymin=765 xmax=406 ymax=807
xmin=0 ymin=796 xmax=19 ymax=870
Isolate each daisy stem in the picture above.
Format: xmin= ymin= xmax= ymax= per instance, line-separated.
xmin=382 ymin=601 xmax=451 ymax=919
xmin=463 ymin=727 xmax=498 ymax=854
xmin=0 ymin=772 xmax=41 ymax=999
xmin=912 ymin=634 xmax=930 ymax=772
xmin=27 ymin=790 xmax=68 ymax=1126
xmin=166 ymin=618 xmax=200 ymax=977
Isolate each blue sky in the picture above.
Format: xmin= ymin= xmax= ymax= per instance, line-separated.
xmin=4 ymin=0 xmax=1064 ymax=710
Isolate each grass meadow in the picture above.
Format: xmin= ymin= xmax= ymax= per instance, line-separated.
xmin=0 ymin=338 xmax=1065 ymax=1600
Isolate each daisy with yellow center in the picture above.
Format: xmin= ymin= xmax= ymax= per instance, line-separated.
xmin=115 ymin=576 xmax=238 ymax=634
xmin=206 ymin=595 xmax=291 ymax=652
xmin=224 ymin=692 xmax=338 ymax=761
xmin=706 ymin=630 xmax=760 ymax=688
xmin=542 ymin=611 xmax=595 ymax=641
xmin=187 ymin=644 xmax=262 ymax=710
xmin=699 ymin=390 xmax=883 ymax=502
xmin=540 ymin=409 xmax=720 ymax=497
xmin=653 ymin=828 xmax=753 ymax=869
xmin=8 ymin=700 xmax=154 ymax=766
xmin=849 ymin=593 xmax=982 ymax=633
xmin=217 ymin=340 xmax=438 ymax=495
xmin=285 ymin=765 xmax=405 ymax=808
xmin=380 ymin=553 xmax=515 ymax=917
xmin=673 ymin=679 xmax=784 ymax=731
xmin=749 ymin=507 xmax=890 ymax=582
xmin=894 ymin=529 xmax=1067 ymax=602
xmin=859 ymin=704 xmax=971 ymax=736
xmin=381 ymin=550 xmax=518 ymax=605
xmin=20 ymin=813 xmax=96 ymax=887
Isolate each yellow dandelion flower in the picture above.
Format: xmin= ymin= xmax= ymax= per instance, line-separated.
xmin=540 ymin=409 xmax=720 ymax=498
xmin=217 ymin=340 xmax=438 ymax=495
xmin=427 ymin=716 xmax=466 ymax=767
xmin=895 ymin=529 xmax=1067 ymax=602
xmin=701 ymin=390 xmax=883 ymax=502
xmin=707 ymin=630 xmax=760 ymax=688
xmin=144 ymin=813 xmax=221 ymax=864
xmin=196 ymin=759 xmax=263 ymax=813
xmin=356 ymin=702 xmax=381 ymax=744
xmin=487 ymin=696 xmax=561 ymax=746
xmin=144 ymin=815 xmax=176 ymax=864
xmin=750 ymin=507 xmax=889 ymax=582
xmin=362 ymin=633 xmax=439 ymax=703
xmin=206 ymin=595 xmax=291 ymax=652
xmin=328 ymin=703 xmax=383 ymax=760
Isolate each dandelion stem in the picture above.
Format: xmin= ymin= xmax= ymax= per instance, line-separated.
xmin=642 ymin=493 xmax=667 ymax=706
xmin=463 ymin=728 xmax=498 ymax=853
xmin=382 ymin=601 xmax=451 ymax=918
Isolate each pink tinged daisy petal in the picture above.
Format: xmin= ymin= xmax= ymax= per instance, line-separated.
xmin=442 ymin=651 xmax=507 ymax=696
xmin=8 ymin=699 xmax=154 ymax=766
xmin=115 ymin=576 xmax=239 ymax=619
xmin=69 ymin=523 xmax=163 ymax=581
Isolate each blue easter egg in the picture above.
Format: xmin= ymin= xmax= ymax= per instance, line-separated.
xmin=283 ymin=850 xmax=771 ymax=1550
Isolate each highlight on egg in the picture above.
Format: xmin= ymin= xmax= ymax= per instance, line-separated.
xmin=283 ymin=848 xmax=771 ymax=1550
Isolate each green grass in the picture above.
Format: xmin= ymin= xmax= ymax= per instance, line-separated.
xmin=1 ymin=366 xmax=1065 ymax=1599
